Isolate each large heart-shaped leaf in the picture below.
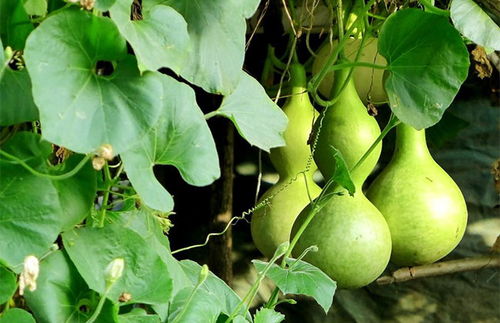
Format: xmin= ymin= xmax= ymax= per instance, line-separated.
xmin=63 ymin=223 xmax=173 ymax=305
xmin=24 ymin=251 xmax=119 ymax=323
xmin=215 ymin=72 xmax=287 ymax=152
xmin=379 ymin=9 xmax=470 ymax=129
xmin=450 ymin=0 xmax=500 ymax=51
xmin=110 ymin=0 xmax=189 ymax=73
xmin=253 ymin=258 xmax=336 ymax=314
xmin=0 ymin=39 xmax=38 ymax=125
xmin=121 ymin=75 xmax=220 ymax=212
xmin=0 ymin=136 xmax=60 ymax=270
xmin=0 ymin=0 xmax=33 ymax=49
xmin=24 ymin=8 xmax=163 ymax=154
xmin=145 ymin=0 xmax=260 ymax=94
xmin=0 ymin=132 xmax=96 ymax=270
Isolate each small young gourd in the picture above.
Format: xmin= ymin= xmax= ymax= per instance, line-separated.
xmin=366 ymin=123 xmax=468 ymax=266
xmin=312 ymin=38 xmax=387 ymax=104
xmin=251 ymin=63 xmax=322 ymax=259
xmin=291 ymin=68 xmax=391 ymax=289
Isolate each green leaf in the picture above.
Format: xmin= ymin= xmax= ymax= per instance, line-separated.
xmin=253 ymin=308 xmax=285 ymax=323
xmin=330 ymin=146 xmax=355 ymax=196
xmin=95 ymin=0 xmax=117 ymax=11
xmin=179 ymin=260 xmax=247 ymax=319
xmin=167 ymin=286 xmax=219 ymax=323
xmin=0 ymin=266 xmax=16 ymax=304
xmin=253 ymin=258 xmax=336 ymax=314
xmin=121 ymin=75 xmax=220 ymax=212
xmin=233 ymin=316 xmax=250 ymax=323
xmin=216 ymin=72 xmax=287 ymax=152
xmin=24 ymin=251 xmax=119 ymax=323
xmin=23 ymin=0 xmax=47 ymax=16
xmin=53 ymin=154 xmax=97 ymax=231
xmin=451 ymin=0 xmax=500 ymax=50
xmin=119 ymin=308 xmax=161 ymax=323
xmin=0 ymin=134 xmax=61 ymax=270
xmin=379 ymin=9 xmax=470 ymax=129
xmin=24 ymin=8 xmax=164 ymax=154
xmin=0 ymin=0 xmax=33 ymax=49
xmin=0 ymin=309 xmax=35 ymax=323
xmin=0 ymin=39 xmax=39 ymax=125
xmin=108 ymin=209 xmax=192 ymax=295
xmin=145 ymin=0 xmax=260 ymax=94
xmin=110 ymin=0 xmax=189 ymax=73
xmin=63 ymin=223 xmax=173 ymax=305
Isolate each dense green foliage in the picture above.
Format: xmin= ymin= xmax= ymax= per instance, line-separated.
xmin=0 ymin=0 xmax=495 ymax=321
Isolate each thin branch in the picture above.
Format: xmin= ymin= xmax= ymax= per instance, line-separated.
xmin=246 ymin=0 xmax=270 ymax=51
xmin=282 ymin=0 xmax=298 ymax=37
xmin=377 ymin=255 xmax=500 ymax=285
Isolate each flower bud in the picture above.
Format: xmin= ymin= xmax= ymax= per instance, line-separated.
xmin=4 ymin=46 xmax=13 ymax=61
xmin=97 ymin=144 xmax=114 ymax=161
xmin=92 ymin=156 xmax=106 ymax=171
xmin=197 ymin=264 xmax=209 ymax=285
xmin=19 ymin=255 xmax=39 ymax=295
xmin=80 ymin=0 xmax=95 ymax=10
xmin=105 ymin=258 xmax=124 ymax=286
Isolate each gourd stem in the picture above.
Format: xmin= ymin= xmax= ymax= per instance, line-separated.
xmin=86 ymin=286 xmax=111 ymax=323
xmin=227 ymin=245 xmax=286 ymax=321
xmin=289 ymin=63 xmax=308 ymax=95
xmin=309 ymin=0 xmax=377 ymax=100
xmin=394 ymin=123 xmax=430 ymax=158
xmin=0 ymin=150 xmax=91 ymax=180
xmin=330 ymin=61 xmax=386 ymax=71
xmin=350 ymin=113 xmax=400 ymax=174
xmin=418 ymin=0 xmax=450 ymax=16
xmin=97 ymin=163 xmax=112 ymax=228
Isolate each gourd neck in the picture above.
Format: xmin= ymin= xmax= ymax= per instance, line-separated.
xmin=394 ymin=123 xmax=431 ymax=159
xmin=330 ymin=68 xmax=357 ymax=101
xmin=289 ymin=63 xmax=308 ymax=97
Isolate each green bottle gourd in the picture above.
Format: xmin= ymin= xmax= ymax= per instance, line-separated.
xmin=366 ymin=123 xmax=468 ymax=266
xmin=291 ymin=69 xmax=392 ymax=289
xmin=251 ymin=63 xmax=322 ymax=259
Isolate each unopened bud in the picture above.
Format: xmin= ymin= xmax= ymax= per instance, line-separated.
xmin=97 ymin=144 xmax=114 ymax=161
xmin=80 ymin=0 xmax=95 ymax=10
xmin=198 ymin=264 xmax=209 ymax=285
xmin=92 ymin=156 xmax=106 ymax=171
xmin=105 ymin=258 xmax=124 ymax=286
xmin=4 ymin=46 xmax=13 ymax=60
xmin=19 ymin=255 xmax=39 ymax=295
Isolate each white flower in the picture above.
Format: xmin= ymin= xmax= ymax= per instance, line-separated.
xmin=105 ymin=258 xmax=124 ymax=286
xmin=92 ymin=156 xmax=106 ymax=171
xmin=19 ymin=255 xmax=39 ymax=295
xmin=97 ymin=144 xmax=114 ymax=161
